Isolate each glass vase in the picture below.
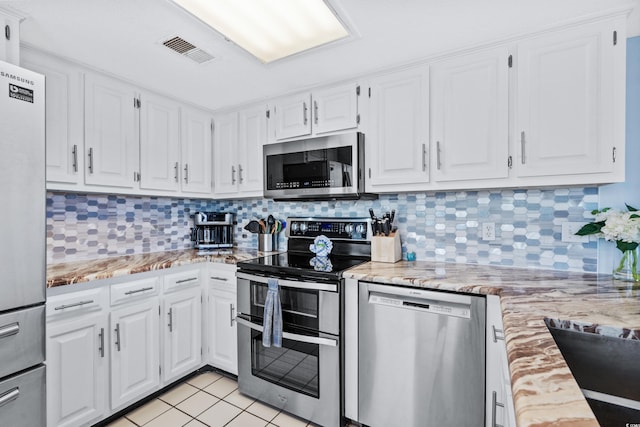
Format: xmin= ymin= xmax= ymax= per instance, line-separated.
xmin=613 ymin=247 xmax=639 ymax=282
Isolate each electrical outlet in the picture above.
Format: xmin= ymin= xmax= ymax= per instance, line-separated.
xmin=561 ymin=222 xmax=589 ymax=243
xmin=482 ymin=223 xmax=496 ymax=241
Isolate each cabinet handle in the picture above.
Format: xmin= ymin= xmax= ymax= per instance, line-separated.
xmin=174 ymin=162 xmax=179 ymax=182
xmin=54 ymin=299 xmax=95 ymax=311
xmin=436 ymin=141 xmax=442 ymax=170
xmin=231 ymin=165 xmax=236 ymax=184
xmin=98 ymin=327 xmax=105 ymax=358
xmin=4 ymin=25 xmax=10 ymax=42
xmin=0 ymin=322 xmax=19 ymax=339
xmin=72 ymin=144 xmax=78 ymax=172
xmin=303 ymin=102 xmax=308 ymax=125
xmin=422 ymin=143 xmax=427 ymax=172
xmin=210 ymin=276 xmax=228 ymax=281
xmin=492 ymin=325 xmax=505 ymax=343
xmin=114 ymin=323 xmax=121 ymax=352
xmin=176 ymin=277 xmax=198 ymax=284
xmin=184 ymin=164 xmax=189 ymax=183
xmin=230 ymin=303 xmax=235 ymax=327
xmin=87 ymin=147 xmax=94 ymax=174
xmin=124 ymin=286 xmax=153 ymax=295
xmin=491 ymin=391 xmax=505 ymax=427
xmin=168 ymin=308 xmax=173 ymax=332
xmin=238 ymin=164 xmax=244 ymax=184
xmin=0 ymin=387 xmax=19 ymax=408
xmin=314 ymin=100 xmax=318 ymax=125
xmin=520 ymin=131 xmax=526 ymax=164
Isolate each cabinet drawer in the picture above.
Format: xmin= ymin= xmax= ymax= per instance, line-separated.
xmin=46 ymin=287 xmax=107 ymax=320
xmin=164 ymin=269 xmax=201 ymax=293
xmin=208 ymin=267 xmax=236 ymax=293
xmin=110 ymin=277 xmax=159 ymax=306
xmin=0 ymin=306 xmax=45 ymax=379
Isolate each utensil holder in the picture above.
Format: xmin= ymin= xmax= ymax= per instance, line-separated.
xmin=258 ymin=234 xmax=279 ymax=252
xmin=371 ymin=233 xmax=401 ymax=263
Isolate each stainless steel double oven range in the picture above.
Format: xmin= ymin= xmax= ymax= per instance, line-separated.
xmin=236 ymin=217 xmax=371 ymax=427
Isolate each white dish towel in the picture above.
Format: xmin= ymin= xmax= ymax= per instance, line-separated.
xmin=262 ymin=278 xmax=282 ymax=347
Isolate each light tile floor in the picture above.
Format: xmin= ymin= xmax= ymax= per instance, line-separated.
xmin=105 ymin=371 xmax=326 ymax=427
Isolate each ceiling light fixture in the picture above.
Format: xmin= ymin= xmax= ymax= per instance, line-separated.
xmin=171 ymin=0 xmax=350 ymax=63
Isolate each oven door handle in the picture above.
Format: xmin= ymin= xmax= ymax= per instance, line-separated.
xmin=236 ymin=316 xmax=338 ymax=347
xmin=236 ymin=272 xmax=338 ymax=292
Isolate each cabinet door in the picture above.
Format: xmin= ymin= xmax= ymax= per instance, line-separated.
xmin=273 ymin=92 xmax=312 ymax=140
xmin=431 ymin=47 xmax=510 ymax=182
xmin=515 ymin=20 xmax=618 ymax=177
xmin=313 ymin=83 xmax=359 ymax=134
xmin=238 ymin=105 xmax=266 ymax=196
xmin=208 ymin=288 xmax=237 ymax=375
xmin=213 ymin=112 xmax=239 ymax=196
xmin=110 ymin=298 xmax=160 ymax=411
xmin=367 ymin=66 xmax=430 ymax=190
xmin=139 ymin=92 xmax=180 ymax=192
xmin=163 ymin=287 xmax=202 ymax=383
xmin=22 ymin=52 xmax=83 ymax=185
xmin=47 ymin=312 xmax=108 ymax=427
xmin=181 ymin=106 xmax=213 ymax=194
xmin=84 ymin=73 xmax=138 ymax=188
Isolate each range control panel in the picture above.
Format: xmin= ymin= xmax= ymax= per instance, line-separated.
xmin=286 ymin=218 xmax=371 ymax=241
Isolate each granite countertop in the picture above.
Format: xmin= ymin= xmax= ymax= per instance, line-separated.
xmin=344 ymin=261 xmax=640 ymax=427
xmin=46 ymin=249 xmax=266 ymax=287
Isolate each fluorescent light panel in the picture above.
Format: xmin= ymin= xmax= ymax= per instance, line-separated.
xmin=173 ymin=0 xmax=349 ymax=63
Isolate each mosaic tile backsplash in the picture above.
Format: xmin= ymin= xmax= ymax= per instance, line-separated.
xmin=47 ymin=187 xmax=598 ymax=272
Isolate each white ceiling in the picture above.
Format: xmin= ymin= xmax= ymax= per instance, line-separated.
xmin=3 ymin=0 xmax=639 ymax=112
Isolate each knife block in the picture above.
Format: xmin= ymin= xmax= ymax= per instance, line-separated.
xmin=371 ymin=233 xmax=401 ymax=263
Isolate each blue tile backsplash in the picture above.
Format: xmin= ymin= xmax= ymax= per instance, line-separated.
xmin=47 ymin=187 xmax=598 ymax=272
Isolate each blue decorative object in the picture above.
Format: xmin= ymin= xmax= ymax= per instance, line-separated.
xmin=309 ymin=235 xmax=333 ymax=257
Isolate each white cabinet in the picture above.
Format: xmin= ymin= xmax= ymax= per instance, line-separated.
xmin=514 ymin=18 xmax=624 ymax=180
xmin=213 ymin=104 xmax=266 ymax=198
xmin=366 ymin=66 xmax=430 ymax=192
xmin=486 ymin=295 xmax=516 ymax=427
xmin=0 ymin=9 xmax=20 ymax=64
xmin=84 ymin=73 xmax=139 ymax=189
xmin=431 ymin=47 xmax=510 ymax=182
xmin=109 ymin=278 xmax=160 ymax=411
xmin=162 ymin=270 xmax=202 ymax=383
xmin=181 ymin=106 xmax=213 ymax=194
xmin=139 ymin=92 xmax=181 ymax=192
xmin=46 ymin=289 xmax=108 ymax=427
xmin=270 ymin=83 xmax=360 ymax=141
xmin=21 ymin=50 xmax=84 ymax=185
xmin=207 ymin=265 xmax=237 ymax=375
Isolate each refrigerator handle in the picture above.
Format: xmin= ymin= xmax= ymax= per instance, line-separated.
xmin=0 ymin=322 xmax=19 ymax=339
xmin=0 ymin=387 xmax=19 ymax=408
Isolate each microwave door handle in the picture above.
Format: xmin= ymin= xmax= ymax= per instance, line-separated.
xmin=236 ymin=272 xmax=337 ymax=292
xmin=235 ymin=316 xmax=337 ymax=347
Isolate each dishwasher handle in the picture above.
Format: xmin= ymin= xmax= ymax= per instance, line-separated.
xmin=365 ymin=282 xmax=472 ymax=305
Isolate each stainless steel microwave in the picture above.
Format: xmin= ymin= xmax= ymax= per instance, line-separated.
xmin=263 ymin=131 xmax=376 ymax=201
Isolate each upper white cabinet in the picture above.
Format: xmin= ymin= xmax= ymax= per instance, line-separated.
xmin=21 ymin=50 xmax=84 ymax=185
xmin=213 ymin=103 xmax=266 ymax=198
xmin=139 ymin=92 xmax=181 ymax=192
xmin=181 ymin=106 xmax=213 ymax=194
xmin=0 ymin=9 xmax=20 ymax=64
xmin=84 ymin=73 xmax=139 ymax=189
xmin=366 ymin=66 xmax=430 ymax=192
xmin=514 ymin=17 xmax=624 ymax=181
xmin=270 ymin=82 xmax=360 ymax=141
xmin=430 ymin=47 xmax=510 ymax=182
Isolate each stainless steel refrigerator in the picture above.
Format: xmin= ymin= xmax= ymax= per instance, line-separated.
xmin=0 ymin=59 xmax=46 ymax=426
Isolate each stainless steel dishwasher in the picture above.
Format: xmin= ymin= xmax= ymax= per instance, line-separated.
xmin=358 ymin=282 xmax=486 ymax=427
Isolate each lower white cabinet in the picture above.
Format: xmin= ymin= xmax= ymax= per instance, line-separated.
xmin=110 ymin=296 xmax=160 ymax=411
xmin=486 ymin=295 xmax=516 ymax=427
xmin=207 ymin=265 xmax=238 ymax=375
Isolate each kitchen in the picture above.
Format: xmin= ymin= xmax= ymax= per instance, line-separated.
xmin=0 ymin=0 xmax=639 ymax=426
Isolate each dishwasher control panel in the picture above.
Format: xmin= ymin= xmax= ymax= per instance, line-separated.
xmin=368 ymin=293 xmax=471 ymax=319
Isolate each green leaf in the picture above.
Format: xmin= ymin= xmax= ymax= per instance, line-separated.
xmin=631 ymin=214 xmax=640 ymax=219
xmin=616 ymin=241 xmax=639 ymax=252
xmin=575 ymin=222 xmax=604 ymax=236
xmin=627 ymin=204 xmax=638 ymax=212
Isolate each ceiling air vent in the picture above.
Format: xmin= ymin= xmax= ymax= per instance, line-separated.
xmin=162 ymin=36 xmax=214 ymax=64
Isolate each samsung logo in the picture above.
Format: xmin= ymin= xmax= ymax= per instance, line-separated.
xmin=0 ymin=71 xmax=35 ymax=86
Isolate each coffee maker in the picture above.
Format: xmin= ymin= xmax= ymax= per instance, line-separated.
xmin=190 ymin=212 xmax=234 ymax=251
